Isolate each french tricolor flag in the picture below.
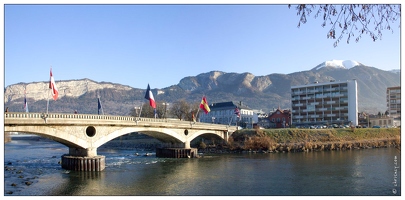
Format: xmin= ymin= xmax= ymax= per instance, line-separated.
xmin=49 ymin=68 xmax=59 ymax=101
xmin=144 ymin=84 xmax=156 ymax=109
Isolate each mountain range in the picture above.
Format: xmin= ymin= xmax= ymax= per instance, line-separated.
xmin=4 ymin=60 xmax=401 ymax=115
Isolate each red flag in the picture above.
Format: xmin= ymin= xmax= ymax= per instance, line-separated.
xmin=199 ymin=96 xmax=211 ymax=114
xmin=144 ymin=84 xmax=156 ymax=109
xmin=49 ymin=68 xmax=59 ymax=100
xmin=234 ymin=107 xmax=240 ymax=117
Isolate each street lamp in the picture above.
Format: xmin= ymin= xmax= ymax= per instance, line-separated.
xmin=134 ymin=107 xmax=140 ymax=118
xmin=162 ymin=103 xmax=169 ymax=118
xmin=367 ymin=113 xmax=370 ymax=128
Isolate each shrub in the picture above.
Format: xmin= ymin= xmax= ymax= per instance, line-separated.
xmin=199 ymin=141 xmax=207 ymax=150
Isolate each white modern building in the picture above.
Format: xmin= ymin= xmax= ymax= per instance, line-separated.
xmin=386 ymin=86 xmax=401 ymax=118
xmin=291 ymin=79 xmax=358 ymax=127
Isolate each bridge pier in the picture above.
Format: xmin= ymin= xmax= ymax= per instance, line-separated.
xmin=156 ymin=140 xmax=198 ymax=158
xmin=69 ymin=147 xmax=98 ymax=157
xmin=61 ymin=147 xmax=105 ymax=171
xmin=61 ymin=155 xmax=105 ymax=171
xmin=184 ymin=140 xmax=190 ymax=149
xmin=156 ymin=148 xmax=198 ymax=158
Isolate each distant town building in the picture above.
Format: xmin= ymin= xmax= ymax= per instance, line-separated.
xmin=386 ymin=86 xmax=401 ymax=118
xmin=290 ymin=79 xmax=358 ymax=127
xmin=268 ymin=108 xmax=291 ymax=128
xmin=369 ymin=116 xmax=400 ymax=128
xmin=357 ymin=112 xmax=370 ymax=127
xmin=255 ymin=110 xmax=270 ymax=128
xmin=199 ymin=101 xmax=254 ymax=128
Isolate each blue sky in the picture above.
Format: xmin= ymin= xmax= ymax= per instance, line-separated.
xmin=3 ymin=4 xmax=401 ymax=89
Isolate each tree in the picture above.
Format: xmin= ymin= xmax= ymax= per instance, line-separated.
xmin=289 ymin=4 xmax=401 ymax=47
xmin=199 ymin=141 xmax=207 ymax=150
xmin=129 ymin=101 xmax=168 ymax=118
xmin=140 ymin=102 xmax=155 ymax=118
xmin=169 ymin=99 xmax=191 ymax=120
xmin=129 ymin=107 xmax=137 ymax=117
xmin=155 ymin=101 xmax=168 ymax=118
xmin=185 ymin=102 xmax=200 ymax=121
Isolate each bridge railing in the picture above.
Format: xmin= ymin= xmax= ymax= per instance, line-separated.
xmin=4 ymin=112 xmax=43 ymax=119
xmin=4 ymin=112 xmax=238 ymax=129
xmin=4 ymin=112 xmax=233 ymax=128
xmin=4 ymin=112 xmax=170 ymax=122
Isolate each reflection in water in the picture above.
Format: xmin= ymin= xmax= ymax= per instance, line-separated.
xmin=47 ymin=172 xmax=106 ymax=195
xmin=4 ymin=137 xmax=401 ymax=196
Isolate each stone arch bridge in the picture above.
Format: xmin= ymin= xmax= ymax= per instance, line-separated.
xmin=4 ymin=112 xmax=237 ymax=171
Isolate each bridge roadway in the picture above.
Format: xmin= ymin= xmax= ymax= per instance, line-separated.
xmin=4 ymin=112 xmax=237 ymax=171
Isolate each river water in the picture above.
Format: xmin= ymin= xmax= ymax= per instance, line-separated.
xmin=3 ymin=135 xmax=401 ymax=196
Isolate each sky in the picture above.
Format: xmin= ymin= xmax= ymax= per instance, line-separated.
xmin=2 ymin=3 xmax=402 ymax=89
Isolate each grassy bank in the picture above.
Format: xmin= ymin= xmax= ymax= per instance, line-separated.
xmin=227 ymin=128 xmax=401 ymax=152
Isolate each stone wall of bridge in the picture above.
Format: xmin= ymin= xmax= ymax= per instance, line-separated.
xmin=4 ymin=112 xmax=237 ymax=171
xmin=5 ymin=112 xmax=237 ymax=153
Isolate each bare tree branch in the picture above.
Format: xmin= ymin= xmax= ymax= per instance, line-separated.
xmin=289 ymin=4 xmax=400 ymax=47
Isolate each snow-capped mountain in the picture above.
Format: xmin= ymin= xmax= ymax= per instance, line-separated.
xmin=389 ymin=69 xmax=400 ymax=74
xmin=4 ymin=61 xmax=400 ymax=115
xmin=312 ymin=60 xmax=363 ymax=70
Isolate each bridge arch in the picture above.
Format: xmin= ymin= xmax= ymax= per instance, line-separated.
xmin=187 ymin=130 xmax=227 ymax=142
xmin=4 ymin=126 xmax=89 ymax=149
xmin=93 ymin=127 xmax=185 ymax=148
xmin=5 ymin=126 xmax=229 ymax=150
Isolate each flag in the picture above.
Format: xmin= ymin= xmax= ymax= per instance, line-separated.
xmin=98 ymin=97 xmax=102 ymax=115
xmin=199 ymin=96 xmax=211 ymax=114
xmin=192 ymin=112 xmax=196 ymax=122
xmin=49 ymin=68 xmax=59 ymax=100
xmin=24 ymin=91 xmax=28 ymax=113
xmin=234 ymin=106 xmax=240 ymax=117
xmin=144 ymin=84 xmax=156 ymax=109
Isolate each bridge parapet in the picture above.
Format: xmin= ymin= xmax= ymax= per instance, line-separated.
xmin=4 ymin=112 xmax=237 ymax=132
xmin=5 ymin=112 xmax=194 ymax=123
xmin=5 ymin=112 xmax=136 ymax=121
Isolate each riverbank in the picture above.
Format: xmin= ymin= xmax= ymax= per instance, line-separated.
xmin=5 ymin=128 xmax=401 ymax=153
xmin=87 ymin=128 xmax=402 ymax=153
xmin=225 ymin=128 xmax=401 ymax=153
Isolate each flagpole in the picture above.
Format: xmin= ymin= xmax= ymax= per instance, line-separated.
xmin=24 ymin=87 xmax=25 ymax=112
xmin=46 ymin=80 xmax=50 ymax=114
xmin=195 ymin=96 xmax=203 ymax=122
xmin=138 ymin=103 xmax=143 ymax=118
xmin=98 ymin=96 xmax=104 ymax=115
xmin=46 ymin=92 xmax=50 ymax=113
xmin=195 ymin=107 xmax=200 ymax=122
xmin=46 ymin=66 xmax=52 ymax=114
xmin=101 ymin=98 xmax=104 ymax=115
xmin=24 ymin=88 xmax=29 ymax=113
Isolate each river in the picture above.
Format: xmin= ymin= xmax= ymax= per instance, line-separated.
xmin=3 ymin=134 xmax=401 ymax=196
